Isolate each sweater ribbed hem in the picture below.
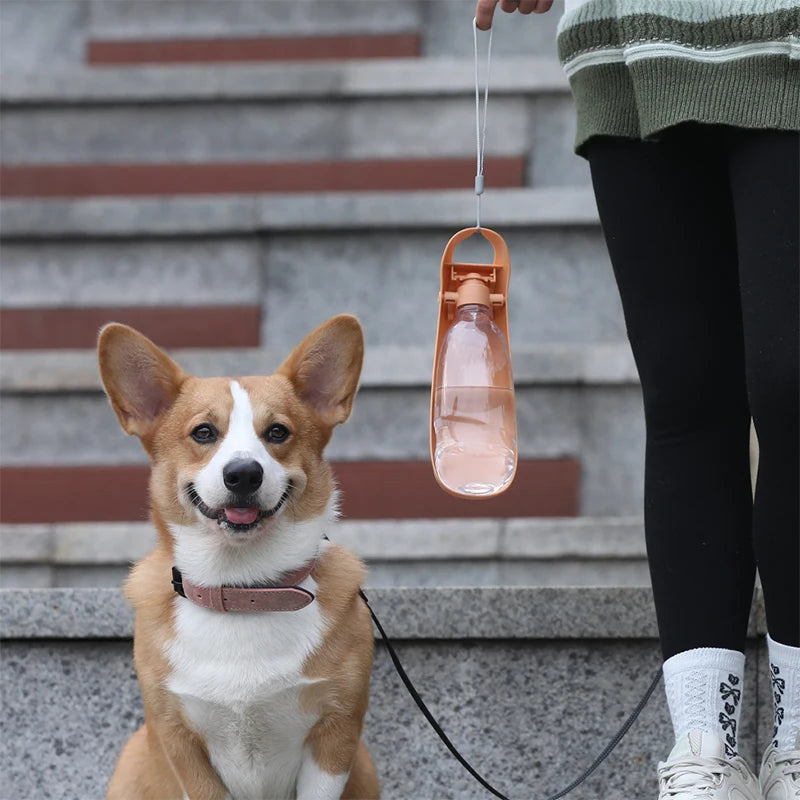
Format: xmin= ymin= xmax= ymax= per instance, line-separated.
xmin=558 ymin=7 xmax=800 ymax=61
xmin=570 ymin=54 xmax=800 ymax=155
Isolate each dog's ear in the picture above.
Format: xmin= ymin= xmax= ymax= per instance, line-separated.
xmin=98 ymin=324 xmax=188 ymax=439
xmin=277 ymin=314 xmax=364 ymax=427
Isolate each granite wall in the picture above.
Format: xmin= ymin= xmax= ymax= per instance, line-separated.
xmin=1 ymin=587 xmax=773 ymax=800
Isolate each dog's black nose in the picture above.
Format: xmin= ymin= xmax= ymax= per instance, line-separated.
xmin=223 ymin=458 xmax=263 ymax=493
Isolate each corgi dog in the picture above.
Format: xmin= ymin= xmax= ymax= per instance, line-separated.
xmin=99 ymin=315 xmax=379 ymax=800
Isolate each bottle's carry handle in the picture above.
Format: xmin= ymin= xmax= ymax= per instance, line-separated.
xmin=439 ymin=226 xmax=509 ymax=267
xmin=434 ymin=226 xmax=512 ymax=348
xmin=430 ymin=226 xmax=515 ymax=498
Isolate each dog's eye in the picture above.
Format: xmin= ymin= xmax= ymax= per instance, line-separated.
xmin=191 ymin=424 xmax=218 ymax=444
xmin=265 ymin=423 xmax=290 ymax=444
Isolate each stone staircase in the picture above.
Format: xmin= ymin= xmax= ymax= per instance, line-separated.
xmin=0 ymin=517 xmax=651 ymax=589
xmin=0 ymin=0 xmax=643 ymax=530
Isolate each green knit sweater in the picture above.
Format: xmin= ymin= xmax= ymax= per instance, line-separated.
xmin=557 ymin=0 xmax=800 ymax=154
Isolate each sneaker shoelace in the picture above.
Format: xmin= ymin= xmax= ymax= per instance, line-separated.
xmin=774 ymin=751 xmax=800 ymax=795
xmin=659 ymin=758 xmax=728 ymax=796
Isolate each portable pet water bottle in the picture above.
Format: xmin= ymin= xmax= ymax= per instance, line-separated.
xmin=431 ymin=228 xmax=517 ymax=498
xmin=429 ymin=19 xmax=518 ymax=499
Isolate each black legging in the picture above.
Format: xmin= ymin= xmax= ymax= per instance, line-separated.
xmin=586 ymin=125 xmax=799 ymax=659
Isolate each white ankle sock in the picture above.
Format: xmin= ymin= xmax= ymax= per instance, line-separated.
xmin=767 ymin=634 xmax=800 ymax=751
xmin=663 ymin=647 xmax=746 ymax=758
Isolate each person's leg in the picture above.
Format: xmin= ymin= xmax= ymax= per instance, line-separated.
xmin=587 ymin=126 xmax=756 ymax=659
xmin=585 ymin=126 xmax=757 ymax=768
xmin=727 ymin=129 xmax=800 ymax=776
xmin=727 ymin=127 xmax=800 ymax=651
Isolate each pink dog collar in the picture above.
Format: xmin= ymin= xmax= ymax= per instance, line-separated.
xmin=171 ymin=561 xmax=316 ymax=612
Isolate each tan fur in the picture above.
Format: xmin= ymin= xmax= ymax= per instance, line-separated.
xmin=302 ymin=545 xmax=377 ymax=787
xmin=101 ymin=317 xmax=378 ymax=800
xmin=342 ymin=741 xmax=380 ymax=800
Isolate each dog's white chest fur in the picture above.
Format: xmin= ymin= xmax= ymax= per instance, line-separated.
xmin=166 ymin=591 xmax=327 ymax=799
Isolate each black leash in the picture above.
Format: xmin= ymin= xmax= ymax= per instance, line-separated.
xmin=359 ymin=588 xmax=663 ymax=800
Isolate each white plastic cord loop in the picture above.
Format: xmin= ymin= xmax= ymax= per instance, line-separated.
xmin=473 ymin=17 xmax=492 ymax=229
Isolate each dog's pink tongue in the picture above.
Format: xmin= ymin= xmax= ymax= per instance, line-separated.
xmin=225 ymin=507 xmax=259 ymax=525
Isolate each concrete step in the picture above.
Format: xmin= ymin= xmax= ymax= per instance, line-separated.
xmin=0 ymin=187 xmax=599 ymax=236
xmin=0 ymin=56 xmax=587 ymax=191
xmin=0 ymin=517 xmax=649 ymax=589
xmin=0 ymin=342 xmax=639 ymax=392
xmin=89 ymin=0 xmax=561 ymax=61
xmin=0 ymin=378 xmax=639 ymax=465
xmin=1 ymin=0 xmax=561 ymax=68
xmin=0 ymin=195 xmax=619 ymax=352
xmin=0 ymin=343 xmax=644 ymax=517
xmin=0 ymin=585 xmax=772 ymax=799
xmin=1 ymin=58 xmax=568 ymax=104
xmin=0 ymin=46 xmax=573 ymax=160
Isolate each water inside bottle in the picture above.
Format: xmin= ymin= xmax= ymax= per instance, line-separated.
xmin=433 ymin=385 xmax=516 ymax=496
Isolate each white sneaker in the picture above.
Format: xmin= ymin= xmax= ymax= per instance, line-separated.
xmin=759 ymin=735 xmax=800 ymax=800
xmin=657 ymin=731 xmax=761 ymax=799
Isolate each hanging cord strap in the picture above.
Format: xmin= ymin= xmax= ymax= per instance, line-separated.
xmin=360 ymin=587 xmax=663 ymax=799
xmin=473 ymin=17 xmax=492 ymax=230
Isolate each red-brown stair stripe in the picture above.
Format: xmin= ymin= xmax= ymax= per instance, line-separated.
xmin=0 ymin=307 xmax=261 ymax=350
xmin=0 ymin=158 xmax=526 ymax=198
xmin=0 ymin=466 xmax=153 ymax=526
xmin=335 ymin=460 xmax=579 ymax=519
xmin=0 ymin=461 xmax=579 ymax=523
xmin=87 ymin=34 xmax=421 ymax=65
